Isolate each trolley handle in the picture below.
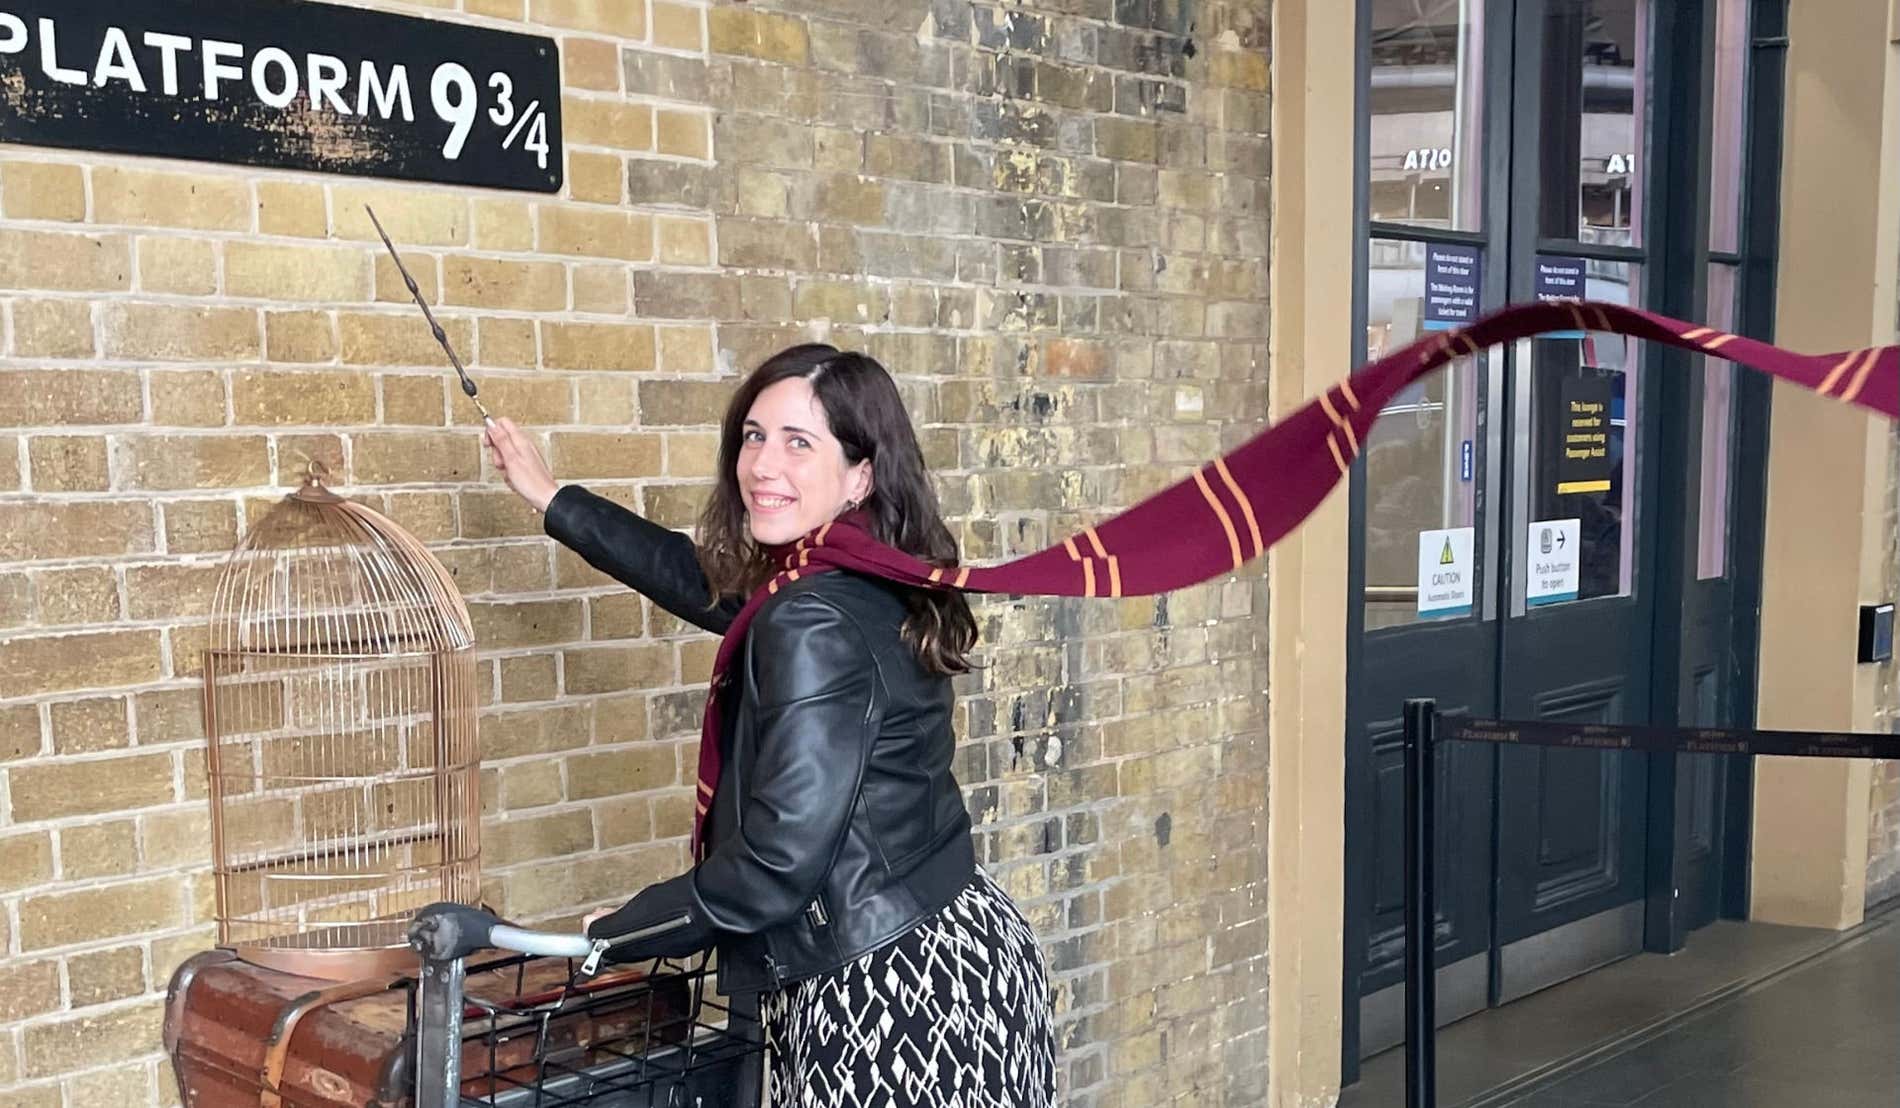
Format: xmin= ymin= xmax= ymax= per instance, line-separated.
xmin=408 ymin=903 xmax=594 ymax=963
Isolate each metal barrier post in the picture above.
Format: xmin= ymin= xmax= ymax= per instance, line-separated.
xmin=1403 ymin=698 xmax=1438 ymax=1108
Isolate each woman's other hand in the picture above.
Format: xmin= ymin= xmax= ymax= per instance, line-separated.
xmin=484 ymin=416 xmax=558 ymax=513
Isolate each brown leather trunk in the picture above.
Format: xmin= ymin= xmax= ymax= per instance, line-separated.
xmin=162 ymin=950 xmax=691 ymax=1107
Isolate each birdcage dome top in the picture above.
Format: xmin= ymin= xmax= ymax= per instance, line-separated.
xmin=209 ymin=464 xmax=474 ymax=657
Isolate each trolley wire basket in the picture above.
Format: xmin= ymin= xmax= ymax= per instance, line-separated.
xmin=403 ymin=910 xmax=764 ymax=1108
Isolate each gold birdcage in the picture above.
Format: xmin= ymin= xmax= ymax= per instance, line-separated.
xmin=203 ymin=463 xmax=480 ymax=980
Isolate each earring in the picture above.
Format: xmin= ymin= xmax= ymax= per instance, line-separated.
xmin=843 ymin=498 xmax=860 ymax=512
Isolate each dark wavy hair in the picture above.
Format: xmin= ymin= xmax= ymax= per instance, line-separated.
xmin=696 ymin=344 xmax=977 ymax=675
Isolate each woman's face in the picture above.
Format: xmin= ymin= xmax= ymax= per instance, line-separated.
xmin=738 ymin=377 xmax=872 ymax=546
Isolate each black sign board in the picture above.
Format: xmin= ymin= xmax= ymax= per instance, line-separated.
xmin=1533 ymin=255 xmax=1586 ymax=338
xmin=1423 ymin=244 xmax=1480 ymax=331
xmin=1555 ymin=375 xmax=1612 ymax=495
xmin=0 ymin=0 xmax=563 ymax=192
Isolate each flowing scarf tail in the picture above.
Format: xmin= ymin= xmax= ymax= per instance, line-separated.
xmin=690 ymin=299 xmax=1900 ymax=854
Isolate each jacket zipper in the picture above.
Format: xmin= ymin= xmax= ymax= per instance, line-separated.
xmin=806 ymin=897 xmax=829 ymax=928
xmin=580 ymin=912 xmax=692 ymax=976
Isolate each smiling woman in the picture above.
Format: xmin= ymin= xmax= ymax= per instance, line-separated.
xmin=482 ymin=345 xmax=1054 ymax=1108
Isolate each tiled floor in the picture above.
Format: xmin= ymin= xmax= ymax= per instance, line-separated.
xmin=1342 ymin=909 xmax=1897 ymax=1107
xmin=1500 ymin=917 xmax=1900 ymax=1107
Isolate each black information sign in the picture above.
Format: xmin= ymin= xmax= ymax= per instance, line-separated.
xmin=0 ymin=0 xmax=563 ymax=192
xmin=1423 ymin=244 xmax=1480 ymax=331
xmin=1446 ymin=717 xmax=1900 ymax=762
xmin=1533 ymin=255 xmax=1586 ymax=338
xmin=1555 ymin=375 xmax=1612 ymax=495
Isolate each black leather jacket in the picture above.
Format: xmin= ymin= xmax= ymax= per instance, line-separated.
xmin=543 ymin=486 xmax=977 ymax=994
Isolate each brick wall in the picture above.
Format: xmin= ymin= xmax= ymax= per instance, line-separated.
xmin=1866 ymin=424 xmax=1900 ymax=909
xmin=0 ymin=1 xmax=1274 ymax=1105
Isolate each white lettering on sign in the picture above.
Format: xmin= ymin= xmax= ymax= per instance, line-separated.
xmin=1403 ymin=146 xmax=1454 ymax=172
xmin=0 ymin=18 xmax=543 ymax=165
xmin=1417 ymin=527 xmax=1476 ymax=619
xmin=1605 ymin=152 xmax=1637 ymax=175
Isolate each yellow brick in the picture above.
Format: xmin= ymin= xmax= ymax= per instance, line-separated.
xmin=20 ymin=998 xmax=164 ymax=1076
xmin=60 ymin=821 xmax=139 ymax=881
xmin=499 ymin=758 xmax=564 ymax=808
xmin=657 ymin=325 xmax=715 ymax=373
xmin=0 ymin=703 xmax=38 ymax=762
xmin=0 ymin=369 xmax=140 ymax=427
xmin=0 ymin=569 xmax=26 ymax=627
xmin=27 ymin=435 xmax=108 ymax=492
xmin=501 ymin=653 xmax=560 ymax=702
xmin=167 ymin=622 xmax=212 ymax=681
xmin=652 ymin=3 xmax=705 ymax=51
xmin=333 ymin=186 xmax=467 ymax=246
xmin=125 ymin=562 xmax=222 ymax=621
xmin=469 ymin=599 xmax=585 ymax=648
xmin=10 ymin=299 xmax=93 ymax=358
xmin=572 ymin=264 xmax=628 ymax=313
xmin=353 ymin=432 xmax=479 ymax=484
xmin=656 ymin=109 xmax=711 ymax=159
xmin=374 ymin=250 xmax=440 ymax=304
xmin=138 ymin=237 xmax=218 ymax=295
xmin=100 ymin=303 xmax=258 ymax=361
xmin=576 ymin=376 xmax=635 ymax=424
xmin=0 ymin=1082 xmax=61 ymax=1108
xmin=339 ymin=311 xmax=473 ymax=366
xmin=657 ymin=216 xmax=712 ymax=265
xmin=569 ymin=150 xmax=624 ymax=203
xmin=9 ymin=751 xmax=173 ymax=821
xmin=531 ymin=0 xmax=644 ymax=36
xmin=709 ymin=7 xmax=809 ymax=64
xmin=381 ymin=374 xmax=446 ymax=425
xmin=1 ymin=162 xmax=85 ymax=221
xmin=0 ymin=229 xmax=132 ymax=291
xmin=273 ymin=432 xmax=345 ymax=487
xmin=256 ymin=180 xmax=328 ymax=237
xmin=265 ymin=310 xmax=338 ymax=363
xmin=0 ymin=959 xmax=60 ymax=1020
xmin=63 ymin=1065 xmax=152 ymax=1107
xmin=94 ymin=167 xmax=248 ymax=230
xmin=132 ymin=688 xmax=204 ymax=746
xmin=664 ymin=430 xmax=719 ymax=477
xmin=567 ymin=744 xmax=677 ymax=798
xmin=231 ymin=369 xmax=376 ymax=425
xmin=160 ymin=501 xmax=237 ymax=558
xmin=542 ymin=321 xmax=656 ymax=371
xmin=563 ymin=36 xmax=622 ymax=90
xmin=473 ymin=198 xmax=536 ymax=251
xmin=468 ymin=0 xmax=525 ymax=17
xmin=479 ymin=317 xmax=539 ymax=369
xmin=34 ymin=567 xmax=119 ymax=628
xmin=0 ymin=501 xmax=153 ymax=562
xmin=69 ymin=945 xmax=146 ymax=1006
xmin=448 ymin=375 xmax=571 ymax=427
xmin=442 ymin=256 xmax=566 ymax=311
xmin=149 ymin=370 xmax=229 ymax=428
xmin=226 ymin=242 xmax=371 ymax=301
xmin=48 ymin=694 xmax=129 ymax=754
xmin=141 ymin=808 xmax=211 ymax=868
xmin=117 ymin=434 xmax=268 ymax=490
xmin=539 ymin=207 xmax=652 ymax=261
xmin=486 ymin=808 xmax=594 ymax=864
xmin=550 ymin=431 xmax=662 ymax=480
xmin=562 ymin=96 xmax=653 ymax=150
xmin=0 ymin=832 xmax=54 ymax=894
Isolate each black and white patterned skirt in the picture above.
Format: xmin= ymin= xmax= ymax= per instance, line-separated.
xmin=759 ymin=867 xmax=1057 ymax=1107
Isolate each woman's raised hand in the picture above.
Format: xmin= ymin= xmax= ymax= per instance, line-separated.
xmin=484 ymin=417 xmax=559 ymax=513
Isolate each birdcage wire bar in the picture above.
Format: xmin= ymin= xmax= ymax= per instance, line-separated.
xmin=204 ymin=470 xmax=481 ymax=979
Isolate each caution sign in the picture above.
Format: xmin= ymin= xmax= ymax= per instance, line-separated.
xmin=0 ymin=0 xmax=563 ymax=192
xmin=1556 ymin=376 xmax=1613 ymax=495
xmin=1417 ymin=527 xmax=1475 ymax=619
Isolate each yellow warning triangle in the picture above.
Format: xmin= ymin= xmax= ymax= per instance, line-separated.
xmin=1440 ymin=538 xmax=1455 ymax=565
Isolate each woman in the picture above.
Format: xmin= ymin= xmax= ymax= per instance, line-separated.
xmin=484 ymin=344 xmax=1058 ymax=1107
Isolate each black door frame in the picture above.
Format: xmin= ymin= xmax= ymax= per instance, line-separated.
xmin=1341 ymin=0 xmax=1787 ymax=1080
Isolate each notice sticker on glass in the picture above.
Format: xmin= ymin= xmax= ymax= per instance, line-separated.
xmin=1418 ymin=527 xmax=1475 ymax=619
xmin=1526 ymin=519 xmax=1581 ymax=606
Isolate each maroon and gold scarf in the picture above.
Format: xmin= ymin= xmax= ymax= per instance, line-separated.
xmin=691 ymin=299 xmax=1900 ymax=853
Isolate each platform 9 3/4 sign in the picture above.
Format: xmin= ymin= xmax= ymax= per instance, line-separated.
xmin=0 ymin=0 xmax=563 ymax=192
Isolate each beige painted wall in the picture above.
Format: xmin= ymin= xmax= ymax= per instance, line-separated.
xmin=1751 ymin=0 xmax=1900 ymax=929
xmin=1266 ymin=0 xmax=1354 ymax=1104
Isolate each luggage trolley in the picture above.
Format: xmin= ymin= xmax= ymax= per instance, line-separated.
xmin=405 ymin=905 xmax=765 ymax=1108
